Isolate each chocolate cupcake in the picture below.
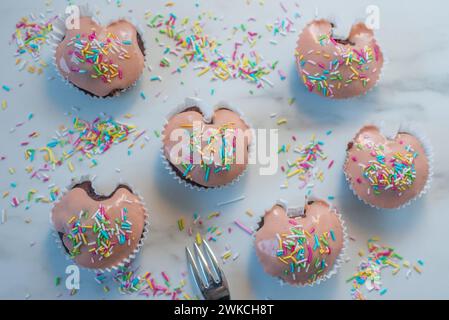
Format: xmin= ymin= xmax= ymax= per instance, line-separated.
xmin=54 ymin=16 xmax=145 ymax=98
xmin=344 ymin=125 xmax=431 ymax=209
xmin=162 ymin=102 xmax=252 ymax=189
xmin=295 ymin=19 xmax=383 ymax=99
xmin=255 ymin=199 xmax=345 ymax=286
xmin=51 ymin=180 xmax=148 ymax=271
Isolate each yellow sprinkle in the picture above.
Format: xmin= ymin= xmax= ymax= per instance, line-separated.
xmin=1 ymin=100 xmax=7 ymax=110
xmin=183 ymin=293 xmax=191 ymax=300
xmin=403 ymin=261 xmax=410 ymax=268
xmin=385 ymin=260 xmax=400 ymax=269
xmin=146 ymin=278 xmax=154 ymax=290
xmin=195 ymin=232 xmax=202 ymax=245
xmin=39 ymin=147 xmax=56 ymax=164
xmin=277 ymin=118 xmax=287 ymax=125
xmin=8 ymin=168 xmax=15 ymax=174
xmin=178 ymin=218 xmax=185 ymax=231
xmin=222 ymin=252 xmax=232 ymax=260
xmin=413 ymin=265 xmax=422 ymax=274
xmin=245 ymin=210 xmax=254 ymax=217
xmin=68 ymin=216 xmax=76 ymax=224
xmin=68 ymin=161 xmax=74 ymax=172
xmin=3 ymin=192 xmax=9 ymax=198
xmin=392 ymin=268 xmax=400 ymax=275
xmin=350 ymin=66 xmax=359 ymax=76
xmin=197 ymin=66 xmax=211 ymax=77
xmin=287 ymin=168 xmax=302 ymax=178
xmin=358 ymin=250 xmax=364 ymax=257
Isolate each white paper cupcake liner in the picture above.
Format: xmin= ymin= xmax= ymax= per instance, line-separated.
xmin=255 ymin=196 xmax=349 ymax=288
xmin=49 ymin=3 xmax=148 ymax=99
xmin=49 ymin=175 xmax=150 ymax=274
xmin=295 ymin=15 xmax=387 ymax=101
xmin=343 ymin=121 xmax=434 ymax=210
xmin=160 ymin=97 xmax=255 ymax=191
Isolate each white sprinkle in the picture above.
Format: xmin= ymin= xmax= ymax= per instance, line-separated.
xmin=1 ymin=210 xmax=7 ymax=224
xmin=217 ymin=196 xmax=245 ymax=207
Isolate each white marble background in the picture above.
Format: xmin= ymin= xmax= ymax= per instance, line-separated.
xmin=0 ymin=0 xmax=448 ymax=299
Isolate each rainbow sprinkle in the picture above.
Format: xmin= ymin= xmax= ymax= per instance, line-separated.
xmin=283 ymin=135 xmax=328 ymax=190
xmin=65 ymin=31 xmax=132 ymax=83
xmin=296 ymin=33 xmax=381 ymax=97
xmin=275 ymin=219 xmax=337 ymax=284
xmin=174 ymin=122 xmax=243 ymax=184
xmin=65 ymin=205 xmax=133 ymax=261
xmin=146 ymin=12 xmax=274 ymax=87
xmin=25 ymin=116 xmax=136 ymax=183
xmin=95 ymin=264 xmax=192 ymax=299
xmin=12 ymin=15 xmax=56 ymax=71
xmin=348 ymin=237 xmax=423 ymax=300
xmin=361 ymin=148 xmax=417 ymax=195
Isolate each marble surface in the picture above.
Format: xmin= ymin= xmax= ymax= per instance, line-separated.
xmin=0 ymin=0 xmax=448 ymax=300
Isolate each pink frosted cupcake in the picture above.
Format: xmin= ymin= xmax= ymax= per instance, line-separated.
xmin=162 ymin=105 xmax=252 ymax=189
xmin=51 ymin=180 xmax=148 ymax=270
xmin=54 ymin=16 xmax=145 ymax=97
xmin=295 ymin=19 xmax=384 ymax=99
xmin=255 ymin=199 xmax=345 ymax=286
xmin=344 ymin=125 xmax=431 ymax=209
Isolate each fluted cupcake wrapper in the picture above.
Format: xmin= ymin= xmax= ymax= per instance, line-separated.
xmin=160 ymin=97 xmax=255 ymax=191
xmin=49 ymin=3 xmax=148 ymax=99
xmin=254 ymin=197 xmax=349 ymax=288
xmin=49 ymin=175 xmax=150 ymax=274
xmin=343 ymin=121 xmax=434 ymax=210
xmin=294 ymin=16 xmax=387 ymax=101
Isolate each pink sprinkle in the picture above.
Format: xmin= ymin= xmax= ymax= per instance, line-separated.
xmin=351 ymin=156 xmax=358 ymax=162
xmin=328 ymin=160 xmax=334 ymax=169
xmin=234 ymin=220 xmax=253 ymax=235
xmin=11 ymin=197 xmax=19 ymax=207
xmin=161 ymin=272 xmax=170 ymax=283
xmin=356 ymin=177 xmax=363 ymax=184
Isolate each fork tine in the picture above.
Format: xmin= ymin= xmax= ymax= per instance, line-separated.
xmin=193 ymin=242 xmax=215 ymax=286
xmin=185 ymin=247 xmax=206 ymax=293
xmin=202 ymin=240 xmax=222 ymax=282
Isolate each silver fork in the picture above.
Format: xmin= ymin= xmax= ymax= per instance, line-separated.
xmin=186 ymin=240 xmax=231 ymax=300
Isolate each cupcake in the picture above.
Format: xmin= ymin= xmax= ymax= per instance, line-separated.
xmin=295 ymin=19 xmax=383 ymax=99
xmin=54 ymin=16 xmax=145 ymax=97
xmin=162 ymin=105 xmax=252 ymax=189
xmin=344 ymin=125 xmax=430 ymax=209
xmin=51 ymin=180 xmax=148 ymax=270
xmin=255 ymin=199 xmax=345 ymax=286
